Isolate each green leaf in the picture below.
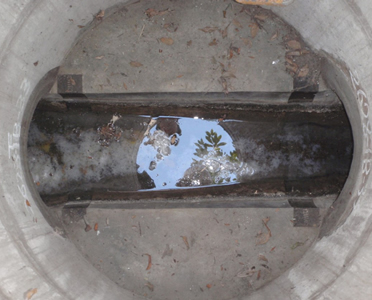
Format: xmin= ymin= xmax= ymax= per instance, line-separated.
xmin=217 ymin=142 xmax=226 ymax=147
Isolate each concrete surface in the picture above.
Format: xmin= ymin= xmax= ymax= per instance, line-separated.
xmin=0 ymin=0 xmax=372 ymax=299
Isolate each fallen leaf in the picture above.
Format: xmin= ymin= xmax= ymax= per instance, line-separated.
xmin=94 ymin=223 xmax=98 ymax=231
xmin=287 ymin=40 xmax=301 ymax=50
xmin=77 ymin=25 xmax=85 ymax=28
xmin=199 ymin=26 xmax=219 ymax=33
xmin=145 ymin=281 xmax=154 ymax=291
xmin=26 ymin=200 xmax=31 ymax=207
xmin=249 ymin=22 xmax=259 ymax=38
xmin=206 ymin=284 xmax=212 ymax=289
xmin=270 ymin=31 xmax=278 ymax=41
xmin=256 ymin=217 xmax=272 ymax=245
xmin=85 ymin=224 xmax=92 ymax=232
xmin=187 ymin=40 xmax=192 ymax=46
xmin=291 ymin=241 xmax=305 ymax=250
xmin=258 ymin=254 xmax=268 ymax=263
xmin=33 ymin=61 xmax=38 ymax=66
xmin=26 ymin=288 xmax=38 ymax=300
xmin=161 ymin=244 xmax=173 ymax=259
xmin=145 ymin=8 xmax=170 ymax=18
xmin=257 ymin=269 xmax=261 ymax=280
xmin=160 ymin=37 xmax=174 ymax=45
xmin=224 ymin=223 xmax=230 ymax=226
xmin=176 ymin=75 xmax=183 ymax=78
xmin=220 ymin=23 xmax=230 ymax=39
xmin=232 ymin=19 xmax=243 ymax=28
xmin=143 ymin=253 xmax=152 ymax=270
xmin=223 ymin=10 xmax=227 ymax=18
xmin=209 ymin=38 xmax=218 ymax=46
xmin=181 ymin=236 xmax=190 ymax=250
xmin=123 ymin=82 xmax=128 ymax=90
xmin=130 ymin=61 xmax=143 ymax=68
xmin=298 ymin=64 xmax=309 ymax=77
xmin=230 ymin=44 xmax=240 ymax=55
xmin=95 ymin=10 xmax=104 ymax=20
xmin=254 ymin=14 xmax=268 ymax=21
xmin=95 ymin=55 xmax=104 ymax=60
xmin=270 ymin=247 xmax=276 ymax=252
xmin=241 ymin=38 xmax=252 ymax=47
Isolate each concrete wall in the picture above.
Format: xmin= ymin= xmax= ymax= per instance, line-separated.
xmin=0 ymin=0 xmax=371 ymax=299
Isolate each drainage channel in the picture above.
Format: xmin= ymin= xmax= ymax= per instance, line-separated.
xmin=29 ymin=91 xmax=352 ymax=221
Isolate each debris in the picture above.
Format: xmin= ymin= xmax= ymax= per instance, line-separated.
xmin=206 ymin=284 xmax=212 ymax=289
xmin=181 ymin=236 xmax=190 ymax=250
xmin=187 ymin=40 xmax=192 ymax=46
xmin=123 ymin=82 xmax=128 ymax=90
xmin=209 ymin=38 xmax=218 ymax=46
xmin=33 ymin=61 xmax=39 ymax=66
xmin=254 ymin=13 xmax=268 ymax=21
xmin=145 ymin=281 xmax=154 ymax=291
xmin=95 ymin=10 xmax=105 ymax=21
xmin=249 ymin=22 xmax=259 ymax=38
xmin=291 ymin=241 xmax=305 ymax=250
xmin=219 ymin=76 xmax=229 ymax=95
xmin=270 ymin=247 xmax=276 ymax=252
xmin=237 ymin=267 xmax=256 ymax=278
xmin=199 ymin=26 xmax=219 ymax=33
xmin=161 ymin=244 xmax=173 ymax=259
xmin=257 ymin=269 xmax=261 ymax=280
xmin=130 ymin=61 xmax=143 ymax=68
xmin=77 ymin=25 xmax=85 ymax=28
xmin=142 ymin=253 xmax=152 ymax=270
xmin=230 ymin=44 xmax=240 ymax=56
xmin=220 ymin=23 xmax=230 ymax=39
xmin=270 ymin=31 xmax=278 ymax=40
xmin=241 ymin=38 xmax=252 ymax=47
xmin=255 ymin=217 xmax=272 ymax=245
xmin=94 ymin=223 xmax=98 ymax=231
xmin=164 ymin=23 xmax=178 ymax=32
xmin=224 ymin=223 xmax=230 ymax=226
xmin=25 ymin=288 xmax=38 ymax=300
xmin=85 ymin=224 xmax=92 ymax=232
xmin=138 ymin=24 xmax=145 ymax=39
xmin=95 ymin=55 xmax=104 ymax=60
xmin=26 ymin=200 xmax=31 ymax=207
xmin=298 ymin=64 xmax=309 ymax=77
xmin=258 ymin=254 xmax=268 ymax=262
xmin=160 ymin=37 xmax=174 ymax=45
xmin=176 ymin=75 xmax=183 ymax=78
xmin=145 ymin=8 xmax=170 ymax=18
xmin=287 ymin=40 xmax=302 ymax=50
xmin=138 ymin=221 xmax=142 ymax=236
xmin=232 ymin=19 xmax=243 ymax=28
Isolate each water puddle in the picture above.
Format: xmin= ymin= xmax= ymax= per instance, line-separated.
xmin=27 ymin=111 xmax=352 ymax=196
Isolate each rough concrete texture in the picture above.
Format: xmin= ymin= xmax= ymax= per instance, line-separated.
xmin=0 ymin=0 xmax=372 ymax=299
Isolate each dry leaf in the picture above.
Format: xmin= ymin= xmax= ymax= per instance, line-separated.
xmin=94 ymin=223 xmax=98 ymax=231
xmin=254 ymin=14 xmax=268 ymax=21
xmin=199 ymin=26 xmax=219 ymax=33
xmin=298 ymin=64 xmax=309 ymax=77
xmin=249 ymin=22 xmax=259 ymax=38
xmin=206 ymin=284 xmax=212 ymax=289
xmin=176 ymin=75 xmax=183 ymax=78
xmin=96 ymin=10 xmax=104 ymax=20
xmin=287 ymin=40 xmax=301 ymax=50
xmin=241 ymin=38 xmax=252 ymax=48
xmin=26 ymin=288 xmax=38 ymax=300
xmin=257 ymin=269 xmax=261 ymax=280
xmin=26 ymin=200 xmax=31 ymax=207
xmin=270 ymin=31 xmax=278 ymax=41
xmin=256 ymin=217 xmax=272 ymax=245
xmin=85 ymin=224 xmax=92 ymax=232
xmin=143 ymin=253 xmax=152 ymax=270
xmin=130 ymin=61 xmax=143 ymax=68
xmin=161 ymin=244 xmax=173 ymax=259
xmin=258 ymin=254 xmax=268 ymax=262
xmin=181 ymin=236 xmax=190 ymax=250
xmin=145 ymin=8 xmax=170 ymax=18
xmin=145 ymin=281 xmax=154 ymax=291
xmin=209 ymin=38 xmax=218 ymax=46
xmin=187 ymin=40 xmax=192 ymax=46
xmin=224 ymin=223 xmax=230 ymax=226
xmin=232 ymin=19 xmax=243 ymax=28
xmin=77 ymin=25 xmax=85 ymax=28
xmin=160 ymin=37 xmax=174 ymax=45
xmin=270 ymin=247 xmax=276 ymax=252
xmin=223 ymin=10 xmax=227 ymax=18
xmin=123 ymin=83 xmax=128 ymax=90
xmin=220 ymin=23 xmax=230 ymax=39
xmin=95 ymin=55 xmax=104 ymax=60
